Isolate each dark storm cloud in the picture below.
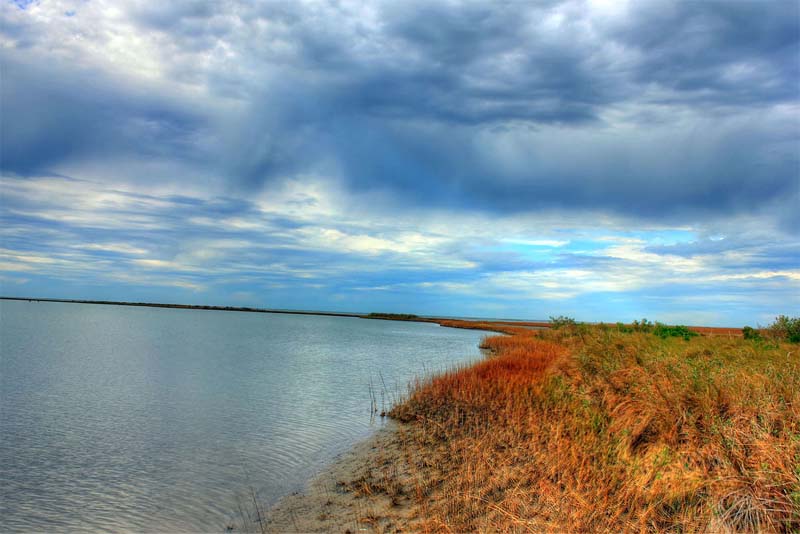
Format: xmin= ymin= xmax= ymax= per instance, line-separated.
xmin=615 ymin=1 xmax=800 ymax=105
xmin=210 ymin=0 xmax=798 ymax=226
xmin=2 ymin=0 xmax=798 ymax=227
xmin=0 ymin=57 xmax=211 ymax=176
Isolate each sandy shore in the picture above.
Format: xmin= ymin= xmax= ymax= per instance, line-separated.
xmin=263 ymin=421 xmax=416 ymax=533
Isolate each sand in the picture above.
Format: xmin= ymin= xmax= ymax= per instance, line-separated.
xmin=262 ymin=421 xmax=417 ymax=534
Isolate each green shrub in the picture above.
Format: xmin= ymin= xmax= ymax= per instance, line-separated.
xmin=652 ymin=323 xmax=698 ymax=341
xmin=768 ymin=315 xmax=800 ymax=343
xmin=549 ymin=315 xmax=577 ymax=329
xmin=742 ymin=326 xmax=762 ymax=340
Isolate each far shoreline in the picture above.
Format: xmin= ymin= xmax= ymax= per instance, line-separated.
xmin=0 ymin=296 xmax=366 ymax=319
xmin=0 ymin=296 xmax=744 ymax=333
xmin=0 ymin=296 xmax=553 ymax=328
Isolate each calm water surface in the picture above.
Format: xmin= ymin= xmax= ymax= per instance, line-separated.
xmin=0 ymin=301 xmax=485 ymax=532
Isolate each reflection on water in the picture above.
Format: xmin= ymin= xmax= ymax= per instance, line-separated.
xmin=0 ymin=301 xmax=484 ymax=532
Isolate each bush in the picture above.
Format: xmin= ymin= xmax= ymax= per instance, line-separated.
xmin=652 ymin=323 xmax=698 ymax=341
xmin=549 ymin=315 xmax=577 ymax=329
xmin=616 ymin=322 xmax=632 ymax=333
xmin=742 ymin=326 xmax=762 ymax=340
xmin=768 ymin=315 xmax=800 ymax=343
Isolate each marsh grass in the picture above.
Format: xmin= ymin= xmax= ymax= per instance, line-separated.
xmin=388 ymin=322 xmax=800 ymax=532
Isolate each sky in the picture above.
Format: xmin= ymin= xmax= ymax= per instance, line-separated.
xmin=1 ymin=0 xmax=798 ymax=326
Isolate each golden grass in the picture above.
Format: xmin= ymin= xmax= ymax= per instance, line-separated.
xmin=387 ymin=322 xmax=800 ymax=532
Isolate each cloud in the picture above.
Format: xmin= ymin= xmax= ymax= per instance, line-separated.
xmin=3 ymin=0 xmax=797 ymax=226
xmin=212 ymin=0 xmax=799 ymax=227
xmin=612 ymin=0 xmax=799 ymax=106
xmin=1 ymin=0 xmax=798 ymax=323
xmin=2 ymin=174 xmax=797 ymax=324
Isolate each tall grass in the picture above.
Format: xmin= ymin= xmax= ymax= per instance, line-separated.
xmin=387 ymin=323 xmax=800 ymax=532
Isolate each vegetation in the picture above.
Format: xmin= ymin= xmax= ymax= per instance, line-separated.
xmin=549 ymin=315 xmax=578 ymax=328
xmin=741 ymin=316 xmax=800 ymax=345
xmin=742 ymin=325 xmax=762 ymax=341
xmin=652 ymin=323 xmax=698 ymax=340
xmin=769 ymin=315 xmax=800 ymax=343
xmin=384 ymin=321 xmax=800 ymax=532
xmin=366 ymin=313 xmax=422 ymax=321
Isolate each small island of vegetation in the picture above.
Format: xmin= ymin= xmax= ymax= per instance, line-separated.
xmin=365 ymin=312 xmax=423 ymax=321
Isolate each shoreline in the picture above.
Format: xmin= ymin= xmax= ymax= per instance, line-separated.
xmin=258 ymin=323 xmax=510 ymax=533
xmin=0 ymin=296 xmax=365 ymax=319
xmin=263 ymin=348 xmax=497 ymax=533
xmin=259 ymin=330 xmax=502 ymax=533
xmin=263 ymin=318 xmax=796 ymax=532
xmin=262 ymin=422 xmax=415 ymax=533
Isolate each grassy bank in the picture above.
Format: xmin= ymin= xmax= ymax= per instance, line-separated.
xmin=381 ymin=321 xmax=800 ymax=532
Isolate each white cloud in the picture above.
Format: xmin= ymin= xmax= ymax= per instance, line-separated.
xmin=78 ymin=243 xmax=148 ymax=255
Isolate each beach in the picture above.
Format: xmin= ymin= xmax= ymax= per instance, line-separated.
xmin=264 ymin=422 xmax=415 ymax=533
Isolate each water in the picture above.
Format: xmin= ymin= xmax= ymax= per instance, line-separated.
xmin=0 ymin=300 xmax=485 ymax=532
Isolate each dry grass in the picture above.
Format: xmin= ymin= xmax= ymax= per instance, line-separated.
xmin=685 ymin=326 xmax=745 ymax=337
xmin=388 ymin=322 xmax=800 ymax=532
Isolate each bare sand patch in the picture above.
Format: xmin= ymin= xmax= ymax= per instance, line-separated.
xmin=263 ymin=422 xmax=416 ymax=534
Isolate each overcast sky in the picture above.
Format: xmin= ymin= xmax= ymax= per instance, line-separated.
xmin=1 ymin=0 xmax=798 ymax=325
